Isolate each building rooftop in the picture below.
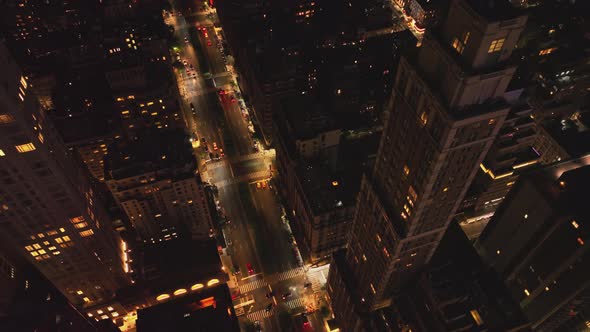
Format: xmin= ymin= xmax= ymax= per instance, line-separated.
xmin=114 ymin=238 xmax=226 ymax=308
xmin=140 ymin=238 xmax=223 ymax=292
xmin=540 ymin=111 xmax=590 ymax=158
xmin=281 ymin=96 xmax=339 ymax=141
xmin=523 ymin=156 xmax=590 ymax=222
xmin=396 ymin=222 xmax=528 ymax=331
xmin=463 ymin=0 xmax=522 ymax=21
xmin=135 ymin=284 xmax=240 ymax=332
xmin=296 ymin=130 xmax=380 ymax=215
xmin=104 ymin=129 xmax=196 ymax=181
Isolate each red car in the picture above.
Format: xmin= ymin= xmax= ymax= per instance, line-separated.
xmin=207 ymin=40 xmax=212 ymax=46
xmin=247 ymin=263 xmax=254 ymax=275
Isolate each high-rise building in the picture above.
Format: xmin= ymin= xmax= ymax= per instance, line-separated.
xmin=104 ymin=129 xmax=213 ymax=243
xmin=327 ymin=0 xmax=526 ymax=329
xmin=0 ymin=42 xmax=128 ymax=309
xmin=477 ymin=156 xmax=590 ymax=331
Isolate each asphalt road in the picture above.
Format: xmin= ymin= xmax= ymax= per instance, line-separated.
xmin=167 ymin=3 xmax=327 ymax=331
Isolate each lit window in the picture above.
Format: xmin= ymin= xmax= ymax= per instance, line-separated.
xmin=538 ymin=47 xmax=557 ymax=56
xmin=70 ymin=216 xmax=86 ymax=224
xmin=37 ymin=132 xmax=44 ymax=143
xmin=0 ymin=149 xmax=5 ymax=157
xmin=362 ymin=254 xmax=367 ymax=261
xmin=524 ymin=289 xmax=530 ymax=296
xmin=80 ymin=230 xmax=94 ymax=237
xmin=470 ymin=310 xmax=484 ymax=326
xmin=173 ymin=288 xmax=187 ymax=296
xmin=419 ymin=111 xmax=428 ymax=126
xmin=74 ymin=222 xmax=88 ymax=229
xmin=191 ymin=283 xmax=204 ymax=291
xmin=578 ymin=237 xmax=585 ymax=246
xmin=76 ymin=290 xmax=84 ymax=295
xmin=32 ymin=244 xmax=41 ymax=249
xmin=370 ymin=283 xmax=376 ymax=294
xmin=156 ymin=294 xmax=170 ymax=301
xmin=0 ymin=114 xmax=14 ymax=124
xmin=25 ymin=245 xmax=33 ymax=251
xmin=55 ymin=238 xmax=63 ymax=244
xmin=15 ymin=143 xmax=36 ymax=153
xmin=408 ymin=186 xmax=418 ymax=201
xmin=38 ymin=249 xmax=46 ymax=255
xmin=488 ymin=38 xmax=505 ymax=53
xmin=382 ymin=247 xmax=390 ymax=257
xmin=572 ymin=220 xmax=579 ymax=229
xmin=376 ymin=234 xmax=381 ymax=242
xmin=496 ymin=250 xmax=501 ymax=255
xmin=207 ymin=279 xmax=220 ymax=286
xmin=62 ymin=236 xmax=71 ymax=242
xmin=403 ymin=165 xmax=410 ymax=176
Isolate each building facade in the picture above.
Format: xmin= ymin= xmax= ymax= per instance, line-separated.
xmin=0 ymin=42 xmax=128 ymax=309
xmin=327 ymin=0 xmax=527 ymax=329
xmin=477 ymin=156 xmax=590 ymax=331
xmin=105 ymin=130 xmax=213 ymax=243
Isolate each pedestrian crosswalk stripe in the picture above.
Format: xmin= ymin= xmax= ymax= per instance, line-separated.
xmin=239 ymin=279 xmax=268 ymax=293
xmin=246 ymin=308 xmax=274 ymax=321
xmin=284 ymin=297 xmax=305 ymax=310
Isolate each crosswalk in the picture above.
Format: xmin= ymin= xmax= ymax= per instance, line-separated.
xmin=311 ymin=279 xmax=322 ymax=293
xmin=214 ymin=170 xmax=270 ymax=188
xmin=284 ymin=297 xmax=306 ymax=310
xmin=238 ymin=278 xmax=268 ymax=293
xmin=246 ymin=308 xmax=274 ymax=322
xmin=267 ymin=267 xmax=305 ymax=284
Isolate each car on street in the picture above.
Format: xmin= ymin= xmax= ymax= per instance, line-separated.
xmin=265 ymin=303 xmax=273 ymax=312
xmin=282 ymin=292 xmax=292 ymax=300
xmin=184 ymin=37 xmax=189 ymax=44
xmin=213 ymin=142 xmax=218 ymax=150
xmin=218 ymin=89 xmax=226 ymax=95
xmin=247 ymin=263 xmax=254 ymax=275
xmin=234 ymin=265 xmax=240 ymax=274
xmin=256 ymin=182 xmax=262 ymax=190
xmin=207 ymin=40 xmax=212 ymax=46
xmin=204 ymin=145 xmax=209 ymax=152
xmin=209 ymin=152 xmax=214 ymax=159
xmin=190 ymin=103 xmax=195 ymax=111
xmin=201 ymin=137 xmax=206 ymax=143
xmin=265 ymin=291 xmax=274 ymax=298
xmin=301 ymin=313 xmax=310 ymax=328
xmin=304 ymin=282 xmax=312 ymax=288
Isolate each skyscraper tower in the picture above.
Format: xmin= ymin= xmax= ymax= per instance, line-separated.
xmin=0 ymin=42 xmax=129 ymax=308
xmin=327 ymin=0 xmax=527 ymax=328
